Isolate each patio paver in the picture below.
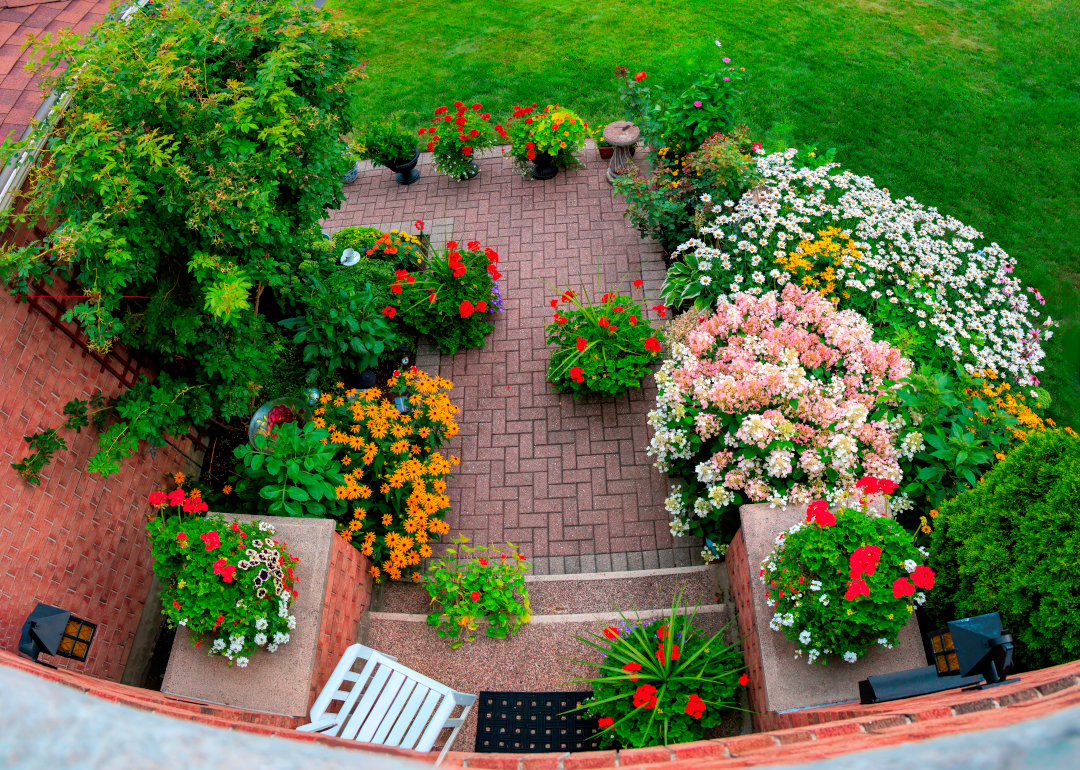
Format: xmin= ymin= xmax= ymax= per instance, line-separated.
xmin=322 ymin=146 xmax=701 ymax=567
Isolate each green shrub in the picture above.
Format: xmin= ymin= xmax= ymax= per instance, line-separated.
xmin=928 ymin=428 xmax=1080 ymax=669
xmin=333 ymin=226 xmax=383 ymax=257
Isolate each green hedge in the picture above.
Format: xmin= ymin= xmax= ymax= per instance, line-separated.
xmin=928 ymin=428 xmax=1080 ymax=670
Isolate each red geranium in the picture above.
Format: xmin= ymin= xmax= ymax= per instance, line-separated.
xmin=912 ymin=565 xmax=936 ymax=590
xmin=632 ymin=684 xmax=658 ymax=709
xmin=576 ymin=337 xmax=588 ymax=352
xmin=200 ymin=531 xmax=221 ymax=551
xmin=644 ymin=337 xmax=661 ymax=353
xmin=569 ymin=366 xmax=585 ymax=383
xmin=382 ymin=306 xmax=396 ymax=319
xmin=598 ymin=716 xmax=614 ymax=729
xmin=892 ymin=577 xmax=916 ymax=598
xmin=652 ymin=304 xmax=667 ymax=318
xmin=849 ymin=544 xmax=882 ymax=580
xmin=633 ymin=278 xmax=643 ymax=287
xmin=622 ymin=662 xmax=641 ymax=681
xmin=603 ymin=626 xmax=619 ymax=640
xmin=149 ymin=491 xmax=167 ymax=507
xmin=459 ymin=300 xmax=475 ymax=318
xmin=738 ymin=674 xmax=749 ymax=686
xmin=684 ymin=694 xmax=706 ymax=720
xmin=467 ymin=240 xmax=481 ymax=250
xmin=806 ymin=500 xmax=835 ymax=527
xmin=844 ymin=578 xmax=871 ymax=601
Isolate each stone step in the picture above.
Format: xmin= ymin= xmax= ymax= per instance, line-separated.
xmin=376 ymin=565 xmax=720 ymax=617
xmin=364 ymin=604 xmax=738 ymax=753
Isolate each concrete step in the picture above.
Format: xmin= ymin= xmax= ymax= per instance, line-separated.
xmin=376 ymin=565 xmax=720 ymax=617
xmin=365 ymin=604 xmax=737 ymax=753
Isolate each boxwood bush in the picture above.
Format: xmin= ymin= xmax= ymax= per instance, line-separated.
xmin=928 ymin=428 xmax=1080 ymax=670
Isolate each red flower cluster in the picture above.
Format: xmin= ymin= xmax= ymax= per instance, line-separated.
xmin=655 ymin=643 xmax=679 ymax=666
xmin=575 ymin=336 xmax=588 ymax=352
xmin=805 ymin=500 xmax=835 ymax=527
xmin=912 ymin=565 xmax=935 ymax=590
xmin=149 ymin=491 xmax=167 ymax=507
xmin=603 ymin=626 xmax=619 ymax=640
xmin=844 ymin=578 xmax=870 ymax=601
xmin=382 ymin=306 xmax=396 ymax=319
xmin=459 ymin=299 xmax=487 ymax=318
xmin=738 ymin=674 xmax=750 ymax=686
xmin=569 ymin=366 xmax=584 ymax=383
xmin=200 ymin=531 xmax=221 ymax=551
xmin=634 ymin=72 xmax=647 ymax=82
xmin=212 ymin=557 xmax=237 ymax=583
xmin=855 ymin=476 xmax=899 ymax=496
xmin=175 ymin=532 xmax=189 ymax=548
xmin=849 ymin=544 xmax=882 ymax=581
xmin=892 ymin=577 xmax=916 ymax=598
xmin=644 ymin=337 xmax=661 ymax=354
xmin=684 ymin=693 xmax=706 ymax=719
xmin=426 ymin=102 xmax=494 ymax=153
xmin=633 ymin=684 xmax=658 ymax=709
xmin=598 ymin=716 xmax=614 ymax=729
xmin=652 ymin=304 xmax=667 ymax=318
xmin=622 ymin=661 xmax=641 ymax=681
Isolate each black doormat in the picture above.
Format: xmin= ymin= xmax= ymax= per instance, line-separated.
xmin=474 ymin=691 xmax=605 ymax=753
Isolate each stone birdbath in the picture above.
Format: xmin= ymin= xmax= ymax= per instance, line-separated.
xmin=603 ymin=121 xmax=640 ymax=184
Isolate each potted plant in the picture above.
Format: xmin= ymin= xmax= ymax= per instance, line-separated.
xmin=597 ymin=136 xmax=614 ymax=159
xmin=356 ymin=118 xmax=422 ymax=185
xmin=504 ymin=103 xmax=591 ymax=180
xmin=760 ymin=483 xmax=935 ymax=665
xmin=422 ymin=102 xmax=502 ymax=181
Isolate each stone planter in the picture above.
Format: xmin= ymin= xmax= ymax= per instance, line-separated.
xmin=160 ymin=514 xmax=374 ymax=718
xmin=727 ymin=501 xmax=925 ymax=731
xmin=387 ymin=150 xmax=421 ymax=185
xmin=529 ymin=151 xmax=557 ymax=180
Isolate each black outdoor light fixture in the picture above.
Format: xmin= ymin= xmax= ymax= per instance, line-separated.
xmin=858 ymin=612 xmax=1016 ymax=704
xmin=18 ymin=602 xmax=97 ymax=666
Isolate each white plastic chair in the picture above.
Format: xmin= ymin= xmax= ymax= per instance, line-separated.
xmin=298 ymin=644 xmax=475 ymax=766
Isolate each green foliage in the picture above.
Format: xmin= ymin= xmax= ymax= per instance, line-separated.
xmin=61 ymin=391 xmax=111 ymax=433
xmin=147 ymin=497 xmax=298 ymax=664
xmin=570 ymin=596 xmax=743 ymax=748
xmin=660 ymin=70 xmax=744 ymax=153
xmin=762 ymin=502 xmax=934 ymax=664
xmin=355 ymin=116 xmax=419 ymax=167
xmin=503 ymin=104 xmax=592 ymax=173
xmin=929 ymin=428 xmax=1080 ymax=670
xmin=893 ymin=367 xmax=1016 ymax=529
xmin=390 ymin=235 xmax=501 ymax=355
xmin=281 ymin=279 xmax=406 ymax=382
xmin=0 ymin=0 xmax=367 ymax=460
xmin=333 ymin=227 xmax=384 ymax=258
xmin=612 ymin=166 xmax=698 ymax=254
xmin=424 ymin=534 xmax=531 ymax=648
xmin=545 ymin=287 xmax=661 ymax=398
xmin=11 ymin=429 xmax=67 ymax=485
xmin=231 ymin=422 xmax=348 ymax=519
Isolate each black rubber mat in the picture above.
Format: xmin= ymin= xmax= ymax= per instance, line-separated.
xmin=474 ymin=691 xmax=605 ymax=753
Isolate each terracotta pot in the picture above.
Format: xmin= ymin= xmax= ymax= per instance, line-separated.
xmin=598 ymin=146 xmax=614 ymax=159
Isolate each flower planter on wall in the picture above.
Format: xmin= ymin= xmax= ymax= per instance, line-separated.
xmin=161 ymin=514 xmax=373 ymax=718
xmin=726 ymin=501 xmax=925 ymax=731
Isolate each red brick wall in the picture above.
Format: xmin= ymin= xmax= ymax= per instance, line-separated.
xmin=727 ymin=528 xmax=773 ymax=731
xmin=0 ymin=287 xmax=191 ymax=681
xmin=309 ymin=533 xmax=373 ymax=709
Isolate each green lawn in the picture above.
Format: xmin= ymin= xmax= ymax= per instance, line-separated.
xmin=329 ymin=0 xmax=1080 ymax=428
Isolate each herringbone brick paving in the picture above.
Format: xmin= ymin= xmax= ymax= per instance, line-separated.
xmin=323 ymin=146 xmax=701 ymax=568
xmin=0 ymin=290 xmax=191 ymax=681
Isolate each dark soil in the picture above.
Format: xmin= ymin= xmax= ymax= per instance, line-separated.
xmin=141 ymin=620 xmax=176 ymax=691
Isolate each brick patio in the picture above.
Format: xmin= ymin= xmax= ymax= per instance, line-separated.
xmin=322 ymin=146 xmax=703 ymax=573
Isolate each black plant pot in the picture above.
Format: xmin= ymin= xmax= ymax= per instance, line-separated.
xmin=529 ymin=151 xmax=558 ymax=180
xmin=387 ymin=150 xmax=421 ymax=185
xmin=458 ymin=161 xmax=480 ymax=181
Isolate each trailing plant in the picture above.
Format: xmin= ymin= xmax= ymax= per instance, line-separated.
xmin=761 ymin=487 xmax=934 ymax=666
xmin=231 ymin=422 xmax=347 ymax=519
xmin=147 ymin=489 xmax=299 ymax=666
xmin=319 ymin=371 xmax=459 ymax=581
xmin=0 ymin=0 xmax=367 ymax=464
xmin=355 ymin=116 xmax=418 ymax=167
xmin=280 ymin=278 xmax=407 ymax=383
xmin=424 ymin=534 xmax=531 ymax=648
xmin=929 ymin=428 xmax=1080 ymax=670
xmin=648 ymin=285 xmax=912 ymax=559
xmin=386 ymin=227 xmax=503 ymax=355
xmin=504 ymin=103 xmax=591 ymax=174
xmin=544 ymin=281 xmax=662 ymax=398
xmin=11 ymin=429 xmax=67 ymax=485
xmin=570 ymin=594 xmax=745 ymax=748
xmin=422 ymin=102 xmax=502 ymax=180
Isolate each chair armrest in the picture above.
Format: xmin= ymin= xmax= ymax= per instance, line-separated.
xmin=296 ymin=718 xmax=337 ymax=733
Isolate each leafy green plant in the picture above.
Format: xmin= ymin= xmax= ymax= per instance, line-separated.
xmin=333 ymin=227 xmax=384 ymax=258
xmin=424 ymin=534 xmax=531 ymax=648
xmin=0 ymin=0 xmax=367 ymax=459
xmin=281 ymin=279 xmax=406 ymax=383
xmin=147 ymin=489 xmax=298 ymax=666
xmin=661 ymin=70 xmax=744 ymax=154
xmin=544 ymin=283 xmax=662 ymax=398
xmin=62 ymin=390 xmax=111 ymax=433
xmin=612 ymin=165 xmax=699 ymax=255
xmin=11 ymin=429 xmax=67 ymax=485
xmin=570 ymin=594 xmax=744 ymax=748
xmin=387 ymin=231 xmax=502 ymax=355
xmin=761 ymin=489 xmax=934 ymax=665
xmin=503 ymin=103 xmax=592 ymax=173
xmin=928 ymin=428 xmax=1080 ymax=670
xmin=231 ymin=422 xmax=347 ymax=518
xmin=355 ymin=116 xmax=419 ymax=166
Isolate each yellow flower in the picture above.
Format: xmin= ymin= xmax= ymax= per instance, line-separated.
xmin=383 ymin=513 xmax=393 ymax=526
xmin=320 ymin=393 xmax=332 ymax=404
xmin=335 ymin=381 xmax=344 ymax=389
xmin=420 ymin=544 xmax=432 ymax=558
xmin=458 ymin=615 xmax=470 ymax=627
xmin=380 ymin=483 xmax=390 ymax=494
xmin=178 ymin=579 xmax=187 ymax=589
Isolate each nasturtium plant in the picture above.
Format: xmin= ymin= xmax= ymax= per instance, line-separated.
xmin=425 ymin=535 xmax=531 ymax=648
xmin=0 ymin=0 xmax=367 ymax=471
xmin=147 ymin=489 xmax=299 ymax=666
xmin=232 ymin=423 xmax=347 ymax=519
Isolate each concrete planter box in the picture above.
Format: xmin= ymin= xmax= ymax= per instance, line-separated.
xmin=161 ymin=514 xmax=373 ymax=718
xmin=727 ymin=502 xmax=925 ymax=731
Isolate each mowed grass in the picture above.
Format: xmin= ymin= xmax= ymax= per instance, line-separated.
xmin=329 ymin=0 xmax=1080 ymax=427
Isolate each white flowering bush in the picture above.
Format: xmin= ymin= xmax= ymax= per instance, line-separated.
xmin=661 ymin=149 xmax=1054 ymax=387
xmin=147 ymin=491 xmax=299 ymax=666
xmin=649 ymin=285 xmax=912 ymax=556
xmin=761 ymin=493 xmax=935 ymax=665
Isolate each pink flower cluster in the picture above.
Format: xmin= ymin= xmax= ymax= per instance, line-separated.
xmin=650 ymin=285 xmax=912 ymax=539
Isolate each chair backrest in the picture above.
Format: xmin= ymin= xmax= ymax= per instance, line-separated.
xmin=338 ymin=654 xmax=464 ymax=753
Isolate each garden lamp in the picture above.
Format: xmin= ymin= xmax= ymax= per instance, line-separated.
xmin=18 ymin=602 xmax=97 ymax=665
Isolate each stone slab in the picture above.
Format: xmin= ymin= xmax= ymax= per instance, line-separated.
xmin=739 ymin=501 xmax=925 ymax=713
xmin=161 ymin=514 xmax=335 ymax=718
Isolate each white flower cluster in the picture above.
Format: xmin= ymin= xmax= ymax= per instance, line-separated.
xmin=877 ymin=637 xmax=895 ymax=650
xmin=673 ymin=150 xmax=1052 ymax=385
xmin=769 ymin=611 xmax=796 ymax=631
xmin=900 ymin=431 xmax=926 ymax=460
xmin=843 ymin=651 xmax=858 ymax=664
